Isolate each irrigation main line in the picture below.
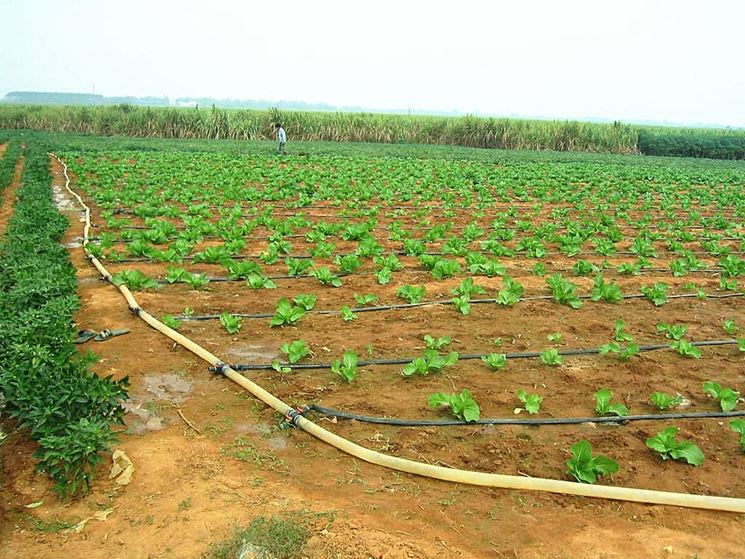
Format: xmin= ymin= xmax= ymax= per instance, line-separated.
xmin=218 ymin=339 xmax=740 ymax=372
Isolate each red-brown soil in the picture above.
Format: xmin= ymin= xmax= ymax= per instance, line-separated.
xmin=1 ymin=157 xmax=744 ymax=559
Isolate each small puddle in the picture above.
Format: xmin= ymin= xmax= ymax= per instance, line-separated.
xmin=124 ymin=373 xmax=194 ymax=435
xmin=64 ymin=236 xmax=84 ymax=248
xmin=232 ymin=422 xmax=288 ymax=452
xmin=143 ymin=373 xmax=193 ymax=403
xmin=225 ymin=343 xmax=280 ymax=363
xmin=51 ymin=184 xmax=80 ymax=212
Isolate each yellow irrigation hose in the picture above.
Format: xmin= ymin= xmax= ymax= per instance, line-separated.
xmin=52 ymin=153 xmax=745 ymax=513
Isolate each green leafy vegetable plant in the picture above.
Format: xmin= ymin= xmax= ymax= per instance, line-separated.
xmin=424 ymin=335 xmax=452 ymax=350
xmin=481 ymin=353 xmax=507 ymax=370
xmin=182 ymin=272 xmax=210 ymax=290
xmin=375 ymin=267 xmax=393 ymax=285
xmin=590 ymin=274 xmax=622 ymax=303
xmin=310 ymin=267 xmax=342 ymax=287
xmin=656 ymin=322 xmax=687 ymax=341
xmin=111 ymin=270 xmax=158 ymax=291
xmin=292 ymin=294 xmax=317 ymax=311
xmin=730 ymin=419 xmax=745 ymax=452
xmin=331 ymin=351 xmax=359 ymax=383
xmin=165 ymin=266 xmax=187 ymax=284
xmin=566 ymin=440 xmax=619 ymax=484
xmin=702 ymin=381 xmax=740 ymax=411
xmin=161 ymin=314 xmax=182 ymax=331
xmin=334 ymin=254 xmax=363 ymax=273
xmin=285 ymin=258 xmax=313 ymax=277
xmin=598 ymin=341 xmax=640 ymax=361
xmin=280 ymin=340 xmax=310 ymax=364
xmin=219 ymin=312 xmax=242 ymax=335
xmin=450 ymin=294 xmax=471 ymax=315
xmin=649 ymin=392 xmax=683 ymax=410
xmin=645 ymin=427 xmax=704 ymax=466
xmin=641 ymin=282 xmax=669 ymax=307
xmin=594 ymin=388 xmax=629 ymax=416
xmin=496 ymin=275 xmax=523 ymax=306
xmin=340 ymin=306 xmax=357 ymax=321
xmin=723 ymin=319 xmax=739 ymax=335
xmin=402 ymin=350 xmax=459 ymax=377
xmin=269 ymin=299 xmax=306 ymax=327
xmin=428 ymin=390 xmax=480 ymax=422
xmin=539 ymin=348 xmax=563 ymax=366
xmin=396 ymin=284 xmax=426 ymax=304
xmin=246 ymin=273 xmax=277 ymax=289
xmin=612 ymin=319 xmax=633 ymax=342
xmin=547 ymin=274 xmax=583 ymax=309
xmin=516 ymin=390 xmax=542 ymax=414
xmin=354 ymin=293 xmax=379 ymax=307
xmin=668 ymin=339 xmax=702 ymax=359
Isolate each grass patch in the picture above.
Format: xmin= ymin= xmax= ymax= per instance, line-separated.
xmin=203 ymin=515 xmax=308 ymax=559
xmin=221 ymin=435 xmax=289 ymax=475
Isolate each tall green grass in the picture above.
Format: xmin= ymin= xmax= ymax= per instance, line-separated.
xmin=0 ymin=104 xmax=638 ymax=153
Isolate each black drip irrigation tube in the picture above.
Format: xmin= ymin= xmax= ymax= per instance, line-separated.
xmin=302 ymin=404 xmax=745 ymax=427
xmin=155 ymin=267 xmax=731 ymax=288
xmin=175 ymin=292 xmax=745 ymax=321
xmin=106 ymin=252 xmax=738 ymax=271
xmin=78 ymin=243 xmax=745 ymax=259
xmin=222 ymin=339 xmax=740 ymax=371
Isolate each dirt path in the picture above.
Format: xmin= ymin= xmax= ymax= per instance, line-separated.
xmin=1 ymin=157 xmax=744 ymax=558
xmin=0 ymin=156 xmax=24 ymax=237
xmin=0 ymin=143 xmax=8 ymax=159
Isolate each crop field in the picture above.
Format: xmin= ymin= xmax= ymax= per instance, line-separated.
xmin=2 ymin=135 xmax=745 ymax=557
xmin=62 ymin=147 xmax=745 ymax=479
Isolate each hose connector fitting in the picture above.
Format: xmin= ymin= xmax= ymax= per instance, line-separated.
xmin=129 ymin=306 xmax=142 ymax=316
xmin=209 ymin=362 xmax=229 ymax=376
xmin=284 ymin=407 xmax=304 ymax=428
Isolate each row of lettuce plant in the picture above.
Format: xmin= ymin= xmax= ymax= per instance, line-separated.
xmin=0 ymin=138 xmax=129 ymax=498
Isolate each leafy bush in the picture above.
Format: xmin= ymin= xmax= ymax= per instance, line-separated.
xmin=0 ymin=141 xmax=128 ymax=497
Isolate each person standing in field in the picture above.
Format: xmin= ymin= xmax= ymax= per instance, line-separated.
xmin=275 ymin=122 xmax=287 ymax=155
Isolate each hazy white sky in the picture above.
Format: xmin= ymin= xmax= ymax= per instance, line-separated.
xmin=1 ymin=0 xmax=744 ymax=126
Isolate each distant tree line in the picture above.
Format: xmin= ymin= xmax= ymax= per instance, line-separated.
xmin=637 ymin=130 xmax=745 ymax=160
xmin=3 ymin=91 xmax=169 ymax=106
